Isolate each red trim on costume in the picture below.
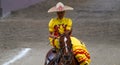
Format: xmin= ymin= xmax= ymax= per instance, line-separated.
xmin=73 ymin=49 xmax=90 ymax=59
xmin=54 ymin=25 xmax=59 ymax=37
xmin=78 ymin=57 xmax=87 ymax=62
xmin=52 ymin=39 xmax=56 ymax=47
xmin=63 ymin=24 xmax=67 ymax=31
xmin=74 ymin=52 xmax=85 ymax=55
xmin=73 ymin=49 xmax=85 ymax=54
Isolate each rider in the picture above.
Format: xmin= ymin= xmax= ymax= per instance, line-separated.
xmin=48 ymin=2 xmax=91 ymax=65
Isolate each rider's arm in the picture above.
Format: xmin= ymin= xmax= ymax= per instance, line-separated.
xmin=66 ymin=18 xmax=72 ymax=31
xmin=49 ymin=32 xmax=57 ymax=38
xmin=49 ymin=19 xmax=58 ymax=39
xmin=65 ymin=18 xmax=72 ymax=35
xmin=49 ymin=19 xmax=54 ymax=32
xmin=49 ymin=19 xmax=55 ymax=38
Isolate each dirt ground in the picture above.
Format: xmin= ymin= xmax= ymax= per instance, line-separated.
xmin=0 ymin=0 xmax=120 ymax=65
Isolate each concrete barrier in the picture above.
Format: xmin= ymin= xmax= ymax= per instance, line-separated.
xmin=0 ymin=0 xmax=44 ymax=18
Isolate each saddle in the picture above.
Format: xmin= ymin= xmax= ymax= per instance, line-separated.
xmin=46 ymin=48 xmax=61 ymax=65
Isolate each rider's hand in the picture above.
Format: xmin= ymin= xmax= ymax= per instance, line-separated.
xmin=64 ymin=30 xmax=71 ymax=35
xmin=49 ymin=34 xmax=58 ymax=39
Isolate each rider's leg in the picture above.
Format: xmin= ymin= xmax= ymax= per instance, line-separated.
xmin=71 ymin=37 xmax=91 ymax=65
xmin=73 ymin=46 xmax=91 ymax=65
xmin=72 ymin=44 xmax=91 ymax=65
xmin=70 ymin=37 xmax=91 ymax=65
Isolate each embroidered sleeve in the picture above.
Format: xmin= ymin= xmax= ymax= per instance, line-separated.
xmin=66 ymin=18 xmax=72 ymax=30
xmin=49 ymin=19 xmax=54 ymax=32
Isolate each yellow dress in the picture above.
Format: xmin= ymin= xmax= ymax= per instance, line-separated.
xmin=48 ymin=17 xmax=91 ymax=65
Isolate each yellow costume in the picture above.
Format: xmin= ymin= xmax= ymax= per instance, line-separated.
xmin=48 ymin=17 xmax=91 ymax=65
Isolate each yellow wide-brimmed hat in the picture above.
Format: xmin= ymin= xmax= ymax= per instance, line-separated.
xmin=48 ymin=2 xmax=74 ymax=13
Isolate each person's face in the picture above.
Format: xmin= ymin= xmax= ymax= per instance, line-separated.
xmin=57 ymin=11 xmax=65 ymax=19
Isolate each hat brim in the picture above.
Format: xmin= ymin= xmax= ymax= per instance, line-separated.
xmin=48 ymin=5 xmax=74 ymax=13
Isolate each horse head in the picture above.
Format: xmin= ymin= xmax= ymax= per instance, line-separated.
xmin=59 ymin=31 xmax=73 ymax=65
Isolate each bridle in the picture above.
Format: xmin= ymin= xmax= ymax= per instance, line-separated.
xmin=59 ymin=35 xmax=73 ymax=65
xmin=60 ymin=46 xmax=73 ymax=65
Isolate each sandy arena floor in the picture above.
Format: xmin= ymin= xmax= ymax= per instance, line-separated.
xmin=0 ymin=0 xmax=120 ymax=65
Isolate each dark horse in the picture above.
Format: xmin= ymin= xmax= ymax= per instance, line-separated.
xmin=44 ymin=32 xmax=78 ymax=65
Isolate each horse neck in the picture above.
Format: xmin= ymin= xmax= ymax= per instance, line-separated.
xmin=61 ymin=35 xmax=72 ymax=54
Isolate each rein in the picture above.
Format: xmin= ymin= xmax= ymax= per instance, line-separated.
xmin=59 ymin=46 xmax=73 ymax=65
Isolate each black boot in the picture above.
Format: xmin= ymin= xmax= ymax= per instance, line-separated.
xmin=52 ymin=48 xmax=57 ymax=53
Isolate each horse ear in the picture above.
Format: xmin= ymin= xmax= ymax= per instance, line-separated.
xmin=69 ymin=29 xmax=72 ymax=35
